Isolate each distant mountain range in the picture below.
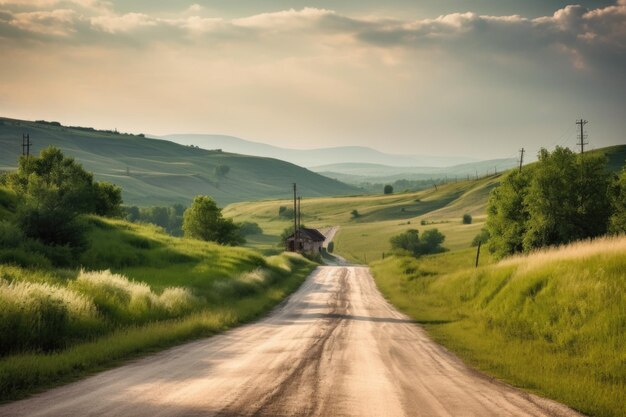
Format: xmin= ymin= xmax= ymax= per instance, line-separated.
xmin=0 ymin=118 xmax=358 ymax=206
xmin=158 ymin=134 xmax=480 ymax=168
xmin=310 ymin=160 xmax=519 ymax=185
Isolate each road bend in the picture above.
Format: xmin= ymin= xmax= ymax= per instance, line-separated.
xmin=0 ymin=266 xmax=584 ymax=417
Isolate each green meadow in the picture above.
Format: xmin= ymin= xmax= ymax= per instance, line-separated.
xmin=224 ymin=174 xmax=499 ymax=260
xmin=371 ymin=237 xmax=626 ymax=417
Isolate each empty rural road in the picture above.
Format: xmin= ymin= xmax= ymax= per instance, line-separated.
xmin=0 ymin=266 xmax=583 ymax=417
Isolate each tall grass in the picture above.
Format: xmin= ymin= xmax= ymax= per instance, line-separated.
xmin=0 ymin=252 xmax=316 ymax=401
xmin=71 ymin=270 xmax=201 ymax=323
xmin=0 ymin=278 xmax=101 ymax=354
xmin=371 ymin=237 xmax=626 ymax=417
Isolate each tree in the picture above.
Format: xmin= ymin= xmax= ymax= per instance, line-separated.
xmin=485 ymin=169 xmax=531 ymax=258
xmin=523 ymin=148 xmax=611 ymax=251
xmin=609 ymin=167 xmax=626 ymax=233
xmin=462 ymin=213 xmax=472 ymax=224
xmin=420 ymin=229 xmax=446 ymax=254
xmin=472 ymin=228 xmax=490 ymax=247
xmin=389 ymin=228 xmax=446 ymax=257
xmin=351 ymin=209 xmax=360 ymax=219
xmin=93 ymin=181 xmax=123 ymax=217
xmin=183 ymin=195 xmax=244 ymax=245
xmin=2 ymin=147 xmax=119 ymax=248
xmin=486 ymin=147 xmax=612 ymax=258
xmin=390 ymin=229 xmax=421 ymax=255
xmin=384 ymin=184 xmax=394 ymax=194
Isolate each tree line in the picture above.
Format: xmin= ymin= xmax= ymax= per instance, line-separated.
xmin=485 ymin=146 xmax=626 ymax=258
xmin=0 ymin=147 xmax=261 ymax=267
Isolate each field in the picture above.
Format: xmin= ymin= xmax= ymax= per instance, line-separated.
xmin=371 ymin=237 xmax=626 ymax=417
xmin=0 ymin=117 xmax=357 ymax=206
xmin=0 ymin=216 xmax=316 ymax=401
xmin=224 ymin=174 xmax=500 ymax=260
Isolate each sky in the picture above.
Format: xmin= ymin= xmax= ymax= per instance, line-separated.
xmin=0 ymin=0 xmax=624 ymax=159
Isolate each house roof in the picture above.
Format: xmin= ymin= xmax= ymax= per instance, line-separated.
xmin=286 ymin=227 xmax=326 ymax=242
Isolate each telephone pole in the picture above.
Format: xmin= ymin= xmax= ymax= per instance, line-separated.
xmin=576 ymin=119 xmax=588 ymax=154
xmin=293 ymin=183 xmax=298 ymax=252
xmin=518 ymin=148 xmax=525 ymax=172
xmin=22 ymin=133 xmax=32 ymax=157
xmin=297 ymin=196 xmax=302 ymax=232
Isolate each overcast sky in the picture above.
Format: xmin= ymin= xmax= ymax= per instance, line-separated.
xmin=0 ymin=0 xmax=624 ymax=159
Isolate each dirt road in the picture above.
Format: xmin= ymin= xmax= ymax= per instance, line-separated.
xmin=0 ymin=266 xmax=583 ymax=417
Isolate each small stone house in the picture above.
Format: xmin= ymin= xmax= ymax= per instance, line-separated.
xmin=285 ymin=228 xmax=326 ymax=254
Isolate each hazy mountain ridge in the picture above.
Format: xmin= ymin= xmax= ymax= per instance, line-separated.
xmin=159 ymin=134 xmax=480 ymax=168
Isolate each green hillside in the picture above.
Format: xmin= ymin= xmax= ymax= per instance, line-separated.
xmin=225 ymin=174 xmax=500 ymax=259
xmin=371 ymin=236 xmax=626 ymax=417
xmin=0 ymin=118 xmax=358 ymax=206
xmin=226 ymin=144 xmax=626 ymax=261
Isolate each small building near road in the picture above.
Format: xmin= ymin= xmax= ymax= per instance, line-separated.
xmin=285 ymin=228 xmax=326 ymax=254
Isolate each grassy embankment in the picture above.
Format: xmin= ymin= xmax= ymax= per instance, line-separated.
xmin=371 ymin=237 xmax=625 ymax=417
xmin=225 ymin=175 xmax=500 ymax=259
xmin=0 ymin=216 xmax=316 ymax=402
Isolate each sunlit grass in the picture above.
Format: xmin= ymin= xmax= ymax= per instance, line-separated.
xmin=223 ymin=176 xmax=499 ymax=262
xmin=0 ymin=216 xmax=317 ymax=401
xmin=371 ymin=237 xmax=626 ymax=417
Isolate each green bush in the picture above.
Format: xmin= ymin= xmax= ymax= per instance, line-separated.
xmin=462 ymin=213 xmax=472 ymax=224
xmin=390 ymin=229 xmax=446 ymax=256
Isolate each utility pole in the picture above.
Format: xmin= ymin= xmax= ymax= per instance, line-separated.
xmin=22 ymin=133 xmax=32 ymax=157
xmin=293 ymin=183 xmax=298 ymax=252
xmin=576 ymin=119 xmax=588 ymax=154
xmin=475 ymin=241 xmax=482 ymax=268
xmin=519 ymin=148 xmax=525 ymax=173
xmin=297 ymin=196 xmax=302 ymax=232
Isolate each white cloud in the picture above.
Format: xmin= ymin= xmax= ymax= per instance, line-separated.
xmin=5 ymin=8 xmax=77 ymax=36
xmin=90 ymin=12 xmax=155 ymax=34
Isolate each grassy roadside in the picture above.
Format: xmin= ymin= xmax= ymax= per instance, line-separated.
xmin=0 ymin=213 xmax=317 ymax=402
xmin=0 ymin=255 xmax=314 ymax=402
xmin=371 ymin=237 xmax=625 ymax=417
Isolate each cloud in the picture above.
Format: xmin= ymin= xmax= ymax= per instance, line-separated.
xmin=3 ymin=8 xmax=77 ymax=36
xmin=0 ymin=1 xmax=624 ymax=74
xmin=90 ymin=12 xmax=155 ymax=34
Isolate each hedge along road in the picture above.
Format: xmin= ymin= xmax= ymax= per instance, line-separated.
xmin=0 ymin=266 xmax=584 ymax=417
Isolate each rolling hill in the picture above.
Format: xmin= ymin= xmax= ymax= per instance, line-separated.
xmin=0 ymin=118 xmax=358 ymax=206
xmin=225 ymin=144 xmax=626 ymax=261
xmin=159 ymin=133 xmax=479 ymax=167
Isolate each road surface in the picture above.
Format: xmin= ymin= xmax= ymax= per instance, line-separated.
xmin=0 ymin=266 xmax=583 ymax=417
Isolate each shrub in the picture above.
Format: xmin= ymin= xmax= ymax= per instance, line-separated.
xmin=390 ymin=228 xmax=446 ymax=256
xmin=239 ymin=221 xmax=263 ymax=236
xmin=384 ymin=184 xmax=394 ymax=194
xmin=462 ymin=213 xmax=472 ymax=224
xmin=350 ymin=209 xmax=360 ymax=219
xmin=472 ymin=229 xmax=490 ymax=247
xmin=327 ymin=241 xmax=334 ymax=253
